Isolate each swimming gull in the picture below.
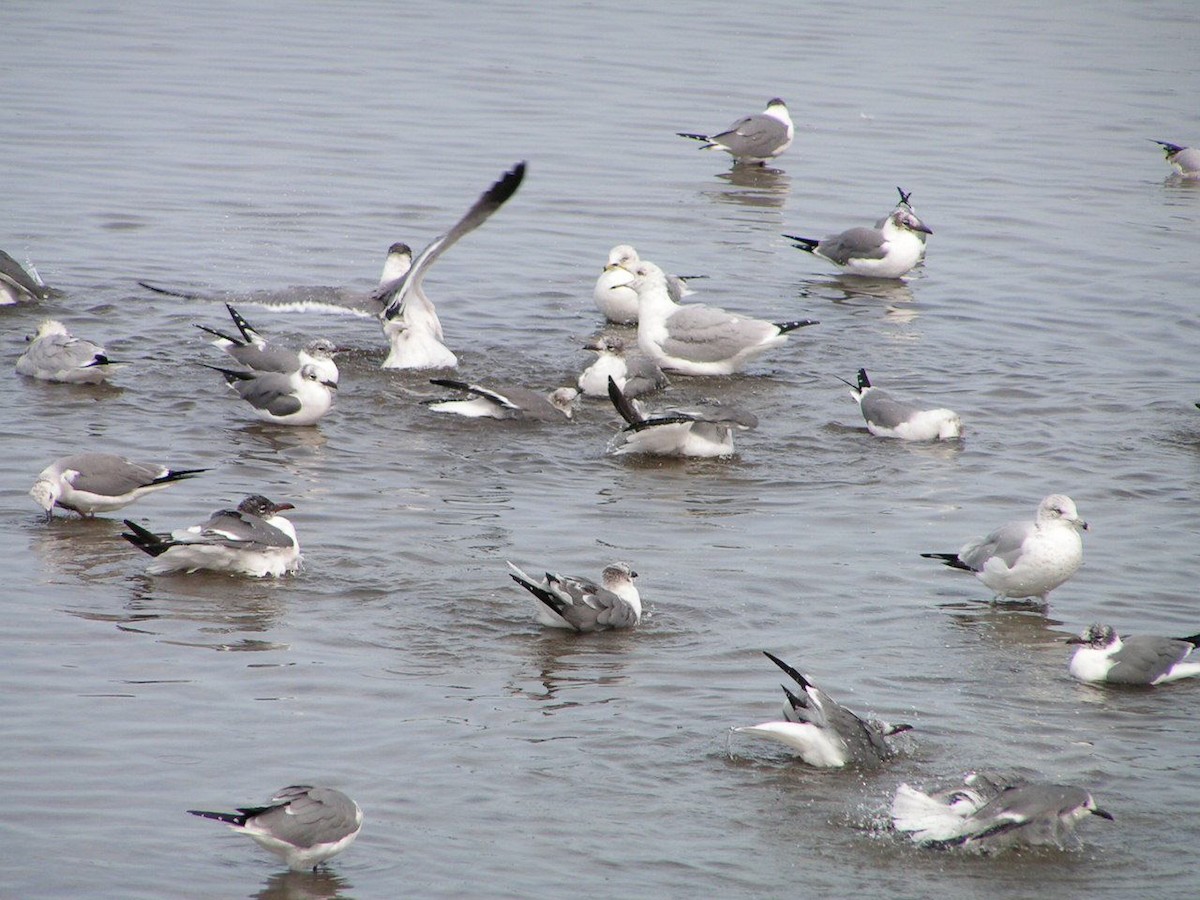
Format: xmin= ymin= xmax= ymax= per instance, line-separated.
xmin=677 ymin=98 xmax=794 ymax=166
xmin=16 ymin=320 xmax=123 ymax=384
xmin=593 ymin=245 xmax=698 ymax=325
xmin=507 ymin=561 xmax=641 ymax=631
xmin=195 ymin=302 xmax=340 ymax=385
xmin=0 ymin=249 xmax=54 ymax=304
xmin=784 ymin=207 xmax=932 ymax=279
xmin=122 ymin=494 xmax=301 ymax=577
xmin=921 ymin=494 xmax=1089 ymax=601
xmin=606 ymin=376 xmax=756 ymax=458
xmin=30 ymin=453 xmax=206 ymax=521
xmin=204 ymin=362 xmax=337 ymax=426
xmin=620 ymin=260 xmax=818 ymax=376
xmin=839 ymin=368 xmax=961 ymax=440
xmin=1067 ymin=623 xmax=1200 ymax=685
xmin=733 ymin=650 xmax=912 ymax=768
xmin=188 ymin=785 xmax=362 ymax=872
xmin=375 ymin=162 xmax=526 ymax=369
xmin=1151 ymin=140 xmax=1200 ymax=178
xmin=578 ymin=335 xmax=669 ymax=399
xmin=426 ymin=378 xmax=577 ymax=421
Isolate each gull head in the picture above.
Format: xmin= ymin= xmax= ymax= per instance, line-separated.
xmin=1037 ymin=494 xmax=1089 ymax=531
xmin=602 ymin=562 xmax=638 ymax=588
xmin=548 ymin=387 xmax=579 ymax=419
xmin=890 ymin=208 xmax=932 ymax=236
xmin=239 ymin=495 xmax=295 ymax=518
xmin=30 ymin=476 xmax=59 ymax=518
xmin=1066 ymin=623 xmax=1118 ymax=650
xmin=583 ymin=335 xmax=626 ymax=355
xmin=299 ymin=364 xmax=338 ymax=391
xmin=625 ymin=261 xmax=669 ymax=294
xmin=604 ymin=244 xmax=640 ymax=271
xmin=380 ymin=242 xmax=413 ymax=284
xmin=305 ymin=338 xmax=340 ymax=359
xmin=30 ymin=319 xmax=69 ymax=341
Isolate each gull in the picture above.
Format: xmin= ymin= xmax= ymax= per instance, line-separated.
xmin=677 ymin=98 xmax=794 ymax=166
xmin=732 ymin=651 xmax=912 ymax=768
xmin=1151 ymin=140 xmax=1200 ymax=178
xmin=188 ymin=785 xmax=362 ymax=872
xmin=921 ymin=495 xmax=1089 ymax=601
xmin=506 ymin=561 xmax=641 ymax=631
xmin=204 ymin=362 xmax=337 ymax=426
xmin=606 ymin=376 xmax=756 ymax=458
xmin=622 ymin=261 xmax=818 ymax=376
xmin=1067 ymin=623 xmax=1200 ymax=685
xmin=30 ymin=453 xmax=207 ymax=521
xmin=122 ymin=494 xmax=301 ymax=576
xmin=783 ymin=207 xmax=933 ymax=279
xmin=0 ymin=249 xmax=54 ymax=304
xmin=839 ymin=368 xmax=961 ymax=440
xmin=892 ymin=778 xmax=1113 ymax=852
xmin=16 ymin=320 xmax=123 ymax=384
xmin=375 ymin=162 xmax=526 ymax=369
xmin=593 ymin=245 xmax=699 ymax=325
xmin=195 ymin=302 xmax=340 ymax=385
xmin=578 ymin=335 xmax=669 ymax=399
xmin=426 ymin=378 xmax=577 ymax=421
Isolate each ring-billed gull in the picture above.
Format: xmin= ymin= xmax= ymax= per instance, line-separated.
xmin=16 ymin=320 xmax=123 ymax=384
xmin=204 ymin=362 xmax=337 ymax=426
xmin=426 ymin=378 xmax=577 ymax=421
xmin=188 ymin=785 xmax=362 ymax=872
xmin=921 ymin=494 xmax=1089 ymax=601
xmin=506 ymin=561 xmax=640 ymax=631
xmin=1151 ymin=140 xmax=1200 ymax=178
xmin=578 ymin=335 xmax=669 ymax=399
xmin=784 ymin=207 xmax=932 ymax=279
xmin=30 ymin=453 xmax=206 ymax=521
xmin=677 ymin=98 xmax=794 ymax=166
xmin=195 ymin=303 xmax=340 ymax=385
xmin=1067 ymin=623 xmax=1200 ymax=685
xmin=606 ymin=376 xmax=756 ymax=458
xmin=839 ymin=368 xmax=961 ymax=441
xmin=593 ymin=244 xmax=699 ymax=325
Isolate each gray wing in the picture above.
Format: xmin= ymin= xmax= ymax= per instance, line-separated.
xmin=859 ymin=390 xmax=925 ymax=429
xmin=189 ymin=508 xmax=294 ymax=549
xmin=547 ymin=573 xmax=635 ymax=630
xmin=822 ymin=695 xmax=894 ymax=765
xmin=256 ymin=786 xmax=358 ymax=847
xmin=958 ymin=519 xmax=1032 ymax=571
xmin=62 ymin=454 xmax=164 ymax=496
xmin=817 ymin=227 xmax=888 ymax=265
xmin=225 ymin=343 xmax=302 ymax=374
xmin=662 ymin=305 xmax=777 ymax=363
xmin=232 ymin=372 xmax=303 ymax=417
xmin=621 ymin=354 xmax=670 ymax=398
xmin=662 ymin=400 xmax=758 ymax=429
xmin=0 ymin=250 xmax=46 ymax=301
xmin=1108 ymin=636 xmax=1193 ymax=684
xmin=18 ymin=334 xmax=107 ymax=375
xmin=711 ymin=113 xmax=787 ymax=157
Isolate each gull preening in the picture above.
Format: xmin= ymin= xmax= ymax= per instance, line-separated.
xmin=16 ymin=320 xmax=123 ymax=384
xmin=507 ymin=561 xmax=641 ymax=631
xmin=578 ymin=335 xmax=669 ymax=399
xmin=892 ymin=777 xmax=1113 ymax=852
xmin=677 ymin=98 xmax=794 ymax=166
xmin=375 ymin=162 xmax=526 ymax=369
xmin=606 ymin=376 xmax=757 ymax=458
xmin=921 ymin=494 xmax=1089 ymax=601
xmin=0 ymin=249 xmax=54 ymax=304
xmin=784 ymin=207 xmax=932 ymax=279
xmin=30 ymin=453 xmax=206 ymax=521
xmin=1151 ymin=140 xmax=1200 ymax=178
xmin=621 ymin=261 xmax=818 ymax=376
xmin=188 ymin=785 xmax=362 ymax=872
xmin=732 ymin=651 xmax=912 ymax=768
xmin=840 ymin=368 xmax=962 ymax=441
xmin=1067 ymin=623 xmax=1200 ymax=685
xmin=593 ymin=245 xmax=699 ymax=325
xmin=204 ymin=363 xmax=337 ymax=426
xmin=195 ymin=302 xmax=340 ymax=385
xmin=426 ymin=378 xmax=578 ymax=421
xmin=122 ymin=494 xmax=301 ymax=577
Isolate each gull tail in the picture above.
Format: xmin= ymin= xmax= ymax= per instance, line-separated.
xmin=121 ymin=520 xmax=173 ymax=557
xmin=151 ymin=467 xmax=208 ymax=487
xmin=677 ymin=131 xmax=714 ymax=147
xmin=137 ymin=280 xmax=205 ymax=301
xmin=920 ymin=552 xmax=973 ymax=572
xmin=782 ymin=233 xmax=820 ymax=254
xmin=84 ymin=354 xmax=123 ymax=368
xmin=507 ymin=562 xmax=570 ymax=619
xmin=187 ymin=808 xmax=252 ymax=827
xmin=774 ymin=319 xmax=819 ymax=334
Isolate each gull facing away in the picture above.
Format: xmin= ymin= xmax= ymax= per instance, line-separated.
xmin=375 ymin=162 xmax=527 ymax=369
xmin=606 ymin=375 xmax=757 ymax=458
xmin=188 ymin=785 xmax=362 ymax=872
xmin=1152 ymin=140 xmax=1200 ymax=178
xmin=1067 ymin=623 xmax=1200 ymax=685
xmin=892 ymin=778 xmax=1113 ymax=852
xmin=593 ymin=245 xmax=699 ymax=325
xmin=426 ymin=378 xmax=577 ymax=421
xmin=122 ymin=494 xmax=301 ymax=576
xmin=30 ymin=453 xmax=206 ymax=521
xmin=839 ymin=368 xmax=961 ymax=441
xmin=677 ymin=98 xmax=794 ymax=166
xmin=16 ymin=320 xmax=123 ymax=384
xmin=733 ymin=651 xmax=912 ymax=768
xmin=507 ymin=561 xmax=641 ymax=631
xmin=921 ymin=494 xmax=1089 ymax=601
xmin=784 ymin=207 xmax=932 ymax=279
xmin=621 ymin=261 xmax=818 ymax=376
xmin=204 ymin=362 xmax=337 ymax=426
xmin=578 ymin=335 xmax=669 ymax=399
xmin=195 ymin=302 xmax=340 ymax=385
xmin=0 ymin=249 xmax=54 ymax=304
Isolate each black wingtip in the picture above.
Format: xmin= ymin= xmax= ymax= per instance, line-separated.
xmin=920 ymin=552 xmax=973 ymax=572
xmin=782 ymin=233 xmax=820 ymax=253
xmin=857 ymin=368 xmax=871 ymax=390
xmin=762 ymin=650 xmax=811 ymax=689
xmin=606 ymin=376 xmax=643 ymax=426
xmin=1176 ymin=632 xmax=1200 ymax=648
xmin=490 ymin=162 xmax=527 ymax=205
xmin=774 ymin=319 xmax=819 ymax=334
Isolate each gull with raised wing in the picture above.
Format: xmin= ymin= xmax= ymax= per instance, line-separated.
xmin=1067 ymin=623 xmax=1200 ymax=685
xmin=507 ymin=561 xmax=641 ymax=632
xmin=593 ymin=245 xmax=699 ymax=325
xmin=188 ymin=785 xmax=362 ymax=872
xmin=204 ymin=362 xmax=336 ymax=426
xmin=840 ymin=368 xmax=961 ymax=441
xmin=30 ymin=453 xmax=206 ymax=521
xmin=606 ymin=376 xmax=756 ymax=458
xmin=622 ymin=261 xmax=818 ymax=376
xmin=733 ymin=651 xmax=912 ymax=768
xmin=1151 ymin=140 xmax=1200 ymax=178
xmin=375 ymin=162 xmax=526 ymax=369
xmin=0 ymin=249 xmax=54 ymax=304
xmin=122 ymin=494 xmax=300 ymax=576
xmin=195 ymin=303 xmax=340 ymax=385
xmin=426 ymin=378 xmax=577 ymax=421
xmin=16 ymin=320 xmax=123 ymax=384
xmin=677 ymin=98 xmax=794 ymax=166
xmin=921 ymin=494 xmax=1089 ymax=601
xmin=578 ymin=335 xmax=669 ymax=399
xmin=784 ymin=206 xmax=932 ymax=279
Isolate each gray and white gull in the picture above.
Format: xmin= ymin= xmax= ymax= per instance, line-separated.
xmin=840 ymin=368 xmax=961 ymax=441
xmin=1152 ymin=140 xmax=1200 ymax=178
xmin=1067 ymin=623 xmax=1200 ymax=685
xmin=426 ymin=378 xmax=577 ymax=421
xmin=606 ymin=376 xmax=757 ymax=458
xmin=784 ymin=206 xmax=932 ymax=279
xmin=578 ymin=335 xmax=669 ymax=399
xmin=204 ymin=362 xmax=336 ymax=426
xmin=30 ymin=453 xmax=206 ymax=520
xmin=593 ymin=244 xmax=698 ymax=325
xmin=507 ymin=561 xmax=641 ymax=631
xmin=16 ymin=320 xmax=123 ymax=384
xmin=677 ymin=98 xmax=794 ymax=166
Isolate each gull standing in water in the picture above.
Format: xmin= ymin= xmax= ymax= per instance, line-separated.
xmin=204 ymin=363 xmax=337 ymax=426
xmin=30 ymin=453 xmax=206 ymax=521
xmin=0 ymin=249 xmax=54 ymax=304
xmin=839 ymin=368 xmax=961 ymax=440
xmin=677 ymin=98 xmax=794 ymax=166
xmin=426 ymin=378 xmax=577 ymax=421
xmin=732 ymin=651 xmax=912 ymax=768
xmin=577 ymin=335 xmax=669 ymax=399
xmin=921 ymin=494 xmax=1089 ymax=601
xmin=593 ymin=245 xmax=699 ymax=325
xmin=621 ymin=261 xmax=818 ymax=376
xmin=784 ymin=206 xmax=932 ymax=279
xmin=16 ymin=320 xmax=123 ymax=384
xmin=1151 ymin=140 xmax=1200 ymax=178
xmin=188 ymin=785 xmax=362 ymax=872
xmin=606 ymin=376 xmax=757 ymax=458
xmin=1067 ymin=623 xmax=1200 ymax=685
xmin=195 ymin=303 xmax=340 ymax=385
xmin=122 ymin=494 xmax=300 ymax=576
xmin=376 ymin=162 xmax=526 ymax=369
xmin=507 ymin=561 xmax=641 ymax=631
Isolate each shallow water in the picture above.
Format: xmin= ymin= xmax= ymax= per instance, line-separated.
xmin=3 ymin=1 xmax=1200 ymax=897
